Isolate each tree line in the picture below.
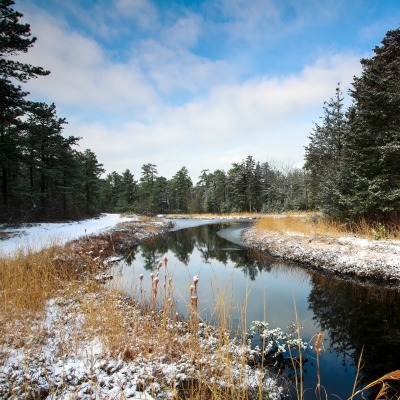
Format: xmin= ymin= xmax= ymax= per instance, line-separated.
xmin=305 ymin=27 xmax=400 ymax=222
xmin=1 ymin=0 xmax=399 ymax=223
xmin=0 ymin=0 xmax=104 ymax=222
xmin=99 ymin=159 xmax=309 ymax=215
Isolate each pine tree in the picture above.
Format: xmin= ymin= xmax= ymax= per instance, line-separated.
xmin=171 ymin=166 xmax=192 ymax=213
xmin=342 ymin=28 xmax=400 ymax=220
xmin=0 ymin=0 xmax=49 ymax=82
xmin=304 ymin=84 xmax=348 ymax=217
xmin=0 ymin=0 xmax=49 ymax=218
xmin=138 ymin=163 xmax=158 ymax=214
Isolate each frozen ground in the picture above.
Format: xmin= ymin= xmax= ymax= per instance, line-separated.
xmin=0 ymin=213 xmax=137 ymax=256
xmin=242 ymin=227 xmax=400 ymax=286
xmin=0 ymin=289 xmax=282 ymax=399
xmin=0 ymin=215 xmax=282 ymax=399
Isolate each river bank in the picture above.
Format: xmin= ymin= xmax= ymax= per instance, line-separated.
xmin=241 ymin=224 xmax=400 ymax=287
xmin=0 ymin=216 xmax=282 ymax=400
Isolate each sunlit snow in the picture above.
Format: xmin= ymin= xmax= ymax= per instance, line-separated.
xmin=0 ymin=213 xmax=137 ymax=256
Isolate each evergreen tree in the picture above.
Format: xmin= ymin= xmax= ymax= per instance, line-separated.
xmin=0 ymin=79 xmax=26 ymax=210
xmin=170 ymin=166 xmax=192 ymax=213
xmin=341 ymin=28 xmax=400 ymax=220
xmin=304 ymin=84 xmax=348 ymax=217
xmin=76 ymin=149 xmax=104 ymax=215
xmin=0 ymin=0 xmax=49 ymax=82
xmin=116 ymin=169 xmax=137 ymax=212
xmin=22 ymin=102 xmax=78 ymax=217
xmin=99 ymin=171 xmax=122 ymax=212
xmin=138 ymin=163 xmax=158 ymax=214
xmin=153 ymin=176 xmax=170 ymax=214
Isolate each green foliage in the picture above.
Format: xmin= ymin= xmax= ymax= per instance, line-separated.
xmin=304 ymin=84 xmax=348 ymax=218
xmin=0 ymin=1 xmax=104 ymax=221
xmin=304 ymin=27 xmax=400 ymax=223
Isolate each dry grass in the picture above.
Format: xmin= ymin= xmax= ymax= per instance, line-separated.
xmin=2 ymin=218 xmax=400 ymax=399
xmin=166 ymin=212 xmax=263 ymax=219
xmin=255 ymin=213 xmax=400 ymax=240
xmin=0 ymin=230 xmax=270 ymax=399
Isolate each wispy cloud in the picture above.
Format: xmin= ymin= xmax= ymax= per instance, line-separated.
xmin=15 ymin=0 xmax=395 ymax=181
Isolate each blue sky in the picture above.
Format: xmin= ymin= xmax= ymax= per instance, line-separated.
xmin=15 ymin=0 xmax=400 ymax=181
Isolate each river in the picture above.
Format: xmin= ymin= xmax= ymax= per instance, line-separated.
xmin=110 ymin=220 xmax=400 ymax=399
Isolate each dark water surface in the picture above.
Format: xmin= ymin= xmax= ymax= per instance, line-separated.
xmin=111 ymin=220 xmax=400 ymax=399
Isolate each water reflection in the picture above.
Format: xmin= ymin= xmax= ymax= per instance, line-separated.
xmin=112 ymin=221 xmax=400 ymax=399
xmin=308 ymin=275 xmax=400 ymax=398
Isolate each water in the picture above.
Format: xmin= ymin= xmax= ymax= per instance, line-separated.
xmin=111 ymin=220 xmax=400 ymax=399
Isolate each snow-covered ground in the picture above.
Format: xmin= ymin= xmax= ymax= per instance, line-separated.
xmin=0 ymin=213 xmax=137 ymax=256
xmin=0 ymin=215 xmax=283 ymax=399
xmin=242 ymin=227 xmax=400 ymax=286
xmin=0 ymin=288 xmax=282 ymax=399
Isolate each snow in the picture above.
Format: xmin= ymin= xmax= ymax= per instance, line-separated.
xmin=242 ymin=227 xmax=400 ymax=286
xmin=0 ymin=213 xmax=137 ymax=256
xmin=0 ymin=290 xmax=282 ymax=399
xmin=0 ymin=216 xmax=282 ymax=399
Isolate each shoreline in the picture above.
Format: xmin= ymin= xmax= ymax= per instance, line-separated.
xmin=241 ymin=225 xmax=400 ymax=288
xmin=1 ymin=216 xmax=283 ymax=400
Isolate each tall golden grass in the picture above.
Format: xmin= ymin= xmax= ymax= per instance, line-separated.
xmin=0 ymin=237 xmax=269 ymax=399
xmin=255 ymin=213 xmax=400 ymax=240
xmin=1 ymin=225 xmax=400 ymax=399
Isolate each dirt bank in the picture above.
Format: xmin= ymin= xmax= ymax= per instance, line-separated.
xmin=241 ymin=226 xmax=400 ymax=287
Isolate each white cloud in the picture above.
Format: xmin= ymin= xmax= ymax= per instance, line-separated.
xmin=137 ymin=39 xmax=233 ymax=95
xmin=19 ymin=9 xmax=159 ymax=114
xmin=74 ymin=52 xmax=361 ymax=180
xmin=114 ymin=0 xmax=159 ymax=30
xmin=14 ymin=2 xmax=363 ymax=182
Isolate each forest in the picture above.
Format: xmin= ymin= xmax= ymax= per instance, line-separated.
xmin=1 ymin=0 xmax=399 ymax=223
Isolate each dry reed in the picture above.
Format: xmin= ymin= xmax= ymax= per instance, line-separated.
xmin=255 ymin=213 xmax=400 ymax=240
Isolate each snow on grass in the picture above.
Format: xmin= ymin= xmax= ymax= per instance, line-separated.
xmin=243 ymin=226 xmax=400 ymax=285
xmin=0 ymin=213 xmax=138 ymax=257
xmin=0 ymin=288 xmax=283 ymax=399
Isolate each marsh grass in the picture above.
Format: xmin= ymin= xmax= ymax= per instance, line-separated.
xmin=255 ymin=213 xmax=400 ymax=240
xmin=166 ymin=212 xmax=263 ymax=219
xmin=2 ymin=222 xmax=400 ymax=399
xmin=0 ymin=233 xmax=275 ymax=399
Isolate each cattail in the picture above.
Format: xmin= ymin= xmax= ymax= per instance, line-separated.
xmin=193 ymin=275 xmax=199 ymax=294
xmin=191 ymin=295 xmax=198 ymax=309
xmin=150 ymin=273 xmax=155 ymax=281
xmin=190 ymin=284 xmax=195 ymax=296
xmin=164 ymin=256 xmax=168 ymax=266
xmin=157 ymin=260 xmax=163 ymax=271
xmin=139 ymin=274 xmax=144 ymax=303
xmin=153 ymin=276 xmax=159 ymax=290
xmin=315 ymin=332 xmax=324 ymax=356
xmin=150 ymin=276 xmax=159 ymax=309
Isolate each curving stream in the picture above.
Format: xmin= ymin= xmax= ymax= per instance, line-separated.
xmin=111 ymin=220 xmax=400 ymax=399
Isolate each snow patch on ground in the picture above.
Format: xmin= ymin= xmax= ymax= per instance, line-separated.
xmin=0 ymin=214 xmax=137 ymax=256
xmin=242 ymin=227 xmax=400 ymax=286
xmin=0 ymin=291 xmax=282 ymax=399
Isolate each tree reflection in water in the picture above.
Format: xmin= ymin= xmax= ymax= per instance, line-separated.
xmin=308 ymin=274 xmax=400 ymax=399
xmin=118 ymin=222 xmax=400 ymax=398
xmin=124 ymin=222 xmax=274 ymax=279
